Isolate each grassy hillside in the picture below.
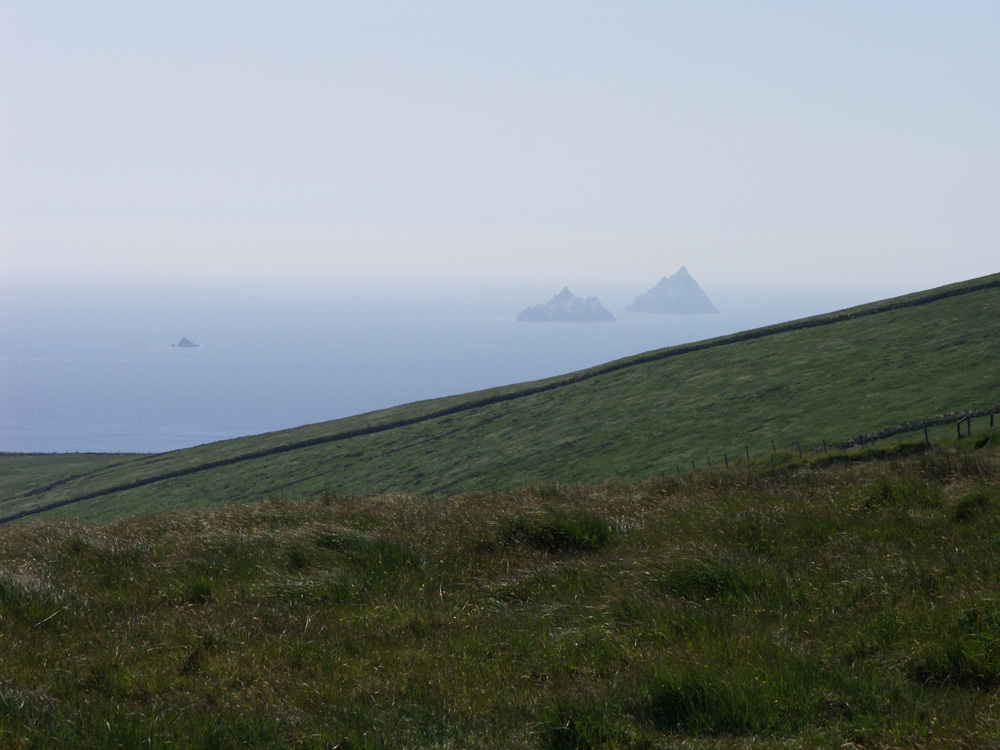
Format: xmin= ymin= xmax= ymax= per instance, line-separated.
xmin=2 ymin=273 xmax=999 ymax=523
xmin=2 ymin=440 xmax=999 ymax=747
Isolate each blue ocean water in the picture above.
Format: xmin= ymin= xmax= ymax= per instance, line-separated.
xmin=0 ymin=276 xmax=912 ymax=454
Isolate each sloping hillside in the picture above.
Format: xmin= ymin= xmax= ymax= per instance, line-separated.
xmin=2 ymin=273 xmax=998 ymax=523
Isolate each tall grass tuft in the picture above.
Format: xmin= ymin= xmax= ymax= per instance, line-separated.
xmin=859 ymin=474 xmax=940 ymax=509
xmin=181 ymin=574 xmax=213 ymax=605
xmin=654 ymin=550 xmax=771 ymax=602
xmin=500 ymin=508 xmax=617 ymax=554
xmin=909 ymin=600 xmax=1000 ymax=690
xmin=953 ymin=487 xmax=992 ymax=523
xmin=538 ymin=693 xmax=640 ymax=750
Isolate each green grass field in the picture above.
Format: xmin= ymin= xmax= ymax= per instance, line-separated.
xmin=2 ymin=439 xmax=999 ymax=747
xmin=2 ymin=273 xmax=1000 ymax=747
xmin=2 ymin=273 xmax=998 ymax=524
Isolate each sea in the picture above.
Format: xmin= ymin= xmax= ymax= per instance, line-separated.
xmin=0 ymin=275 xmax=914 ymax=454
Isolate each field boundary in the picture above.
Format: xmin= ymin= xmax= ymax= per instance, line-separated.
xmin=683 ymin=406 xmax=1000 ymax=473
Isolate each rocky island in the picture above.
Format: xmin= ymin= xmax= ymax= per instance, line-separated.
xmin=516 ymin=288 xmax=615 ymax=322
xmin=171 ymin=337 xmax=200 ymax=348
xmin=625 ymin=267 xmax=718 ymax=314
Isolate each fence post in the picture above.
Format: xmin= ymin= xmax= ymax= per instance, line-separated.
xmin=957 ymin=420 xmax=962 ymax=440
xmin=771 ymin=439 xmax=776 ymax=454
xmin=708 ymin=456 xmax=712 ymax=468
xmin=923 ymin=422 xmax=930 ymax=447
xmin=745 ymin=445 xmax=750 ymax=460
xmin=823 ymin=440 xmax=827 ymax=452
xmin=724 ymin=454 xmax=728 ymax=468
xmin=797 ymin=441 xmax=802 ymax=458
xmin=968 ymin=419 xmax=972 ymax=436
xmin=691 ymin=460 xmax=696 ymax=471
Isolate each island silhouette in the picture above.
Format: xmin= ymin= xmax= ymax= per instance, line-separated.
xmin=516 ymin=288 xmax=615 ymax=322
xmin=625 ymin=267 xmax=718 ymax=314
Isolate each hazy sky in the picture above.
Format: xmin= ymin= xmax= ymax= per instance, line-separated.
xmin=2 ymin=1 xmax=997 ymax=288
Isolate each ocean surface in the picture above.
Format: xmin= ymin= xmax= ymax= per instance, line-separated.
xmin=0 ymin=276 xmax=913 ymax=454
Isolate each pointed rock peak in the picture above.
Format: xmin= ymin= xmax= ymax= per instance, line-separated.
xmin=658 ymin=267 xmax=690 ymax=286
xmin=172 ymin=337 xmax=200 ymax=348
xmin=626 ymin=268 xmax=718 ymax=315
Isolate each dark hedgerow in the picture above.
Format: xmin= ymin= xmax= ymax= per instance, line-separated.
xmin=500 ymin=509 xmax=617 ymax=554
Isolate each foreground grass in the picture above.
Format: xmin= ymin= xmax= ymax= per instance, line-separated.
xmin=2 ymin=439 xmax=1000 ymax=747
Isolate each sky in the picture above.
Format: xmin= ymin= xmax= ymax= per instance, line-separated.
xmin=1 ymin=1 xmax=998 ymax=289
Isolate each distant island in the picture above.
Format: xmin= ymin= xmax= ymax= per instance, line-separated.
xmin=516 ymin=288 xmax=615 ymax=322
xmin=170 ymin=337 xmax=200 ymax=348
xmin=625 ymin=267 xmax=718 ymax=314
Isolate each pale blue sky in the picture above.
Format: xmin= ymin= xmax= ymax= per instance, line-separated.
xmin=2 ymin=1 xmax=997 ymax=287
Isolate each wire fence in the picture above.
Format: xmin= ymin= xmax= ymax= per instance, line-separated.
xmin=675 ymin=406 xmax=1000 ymax=475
